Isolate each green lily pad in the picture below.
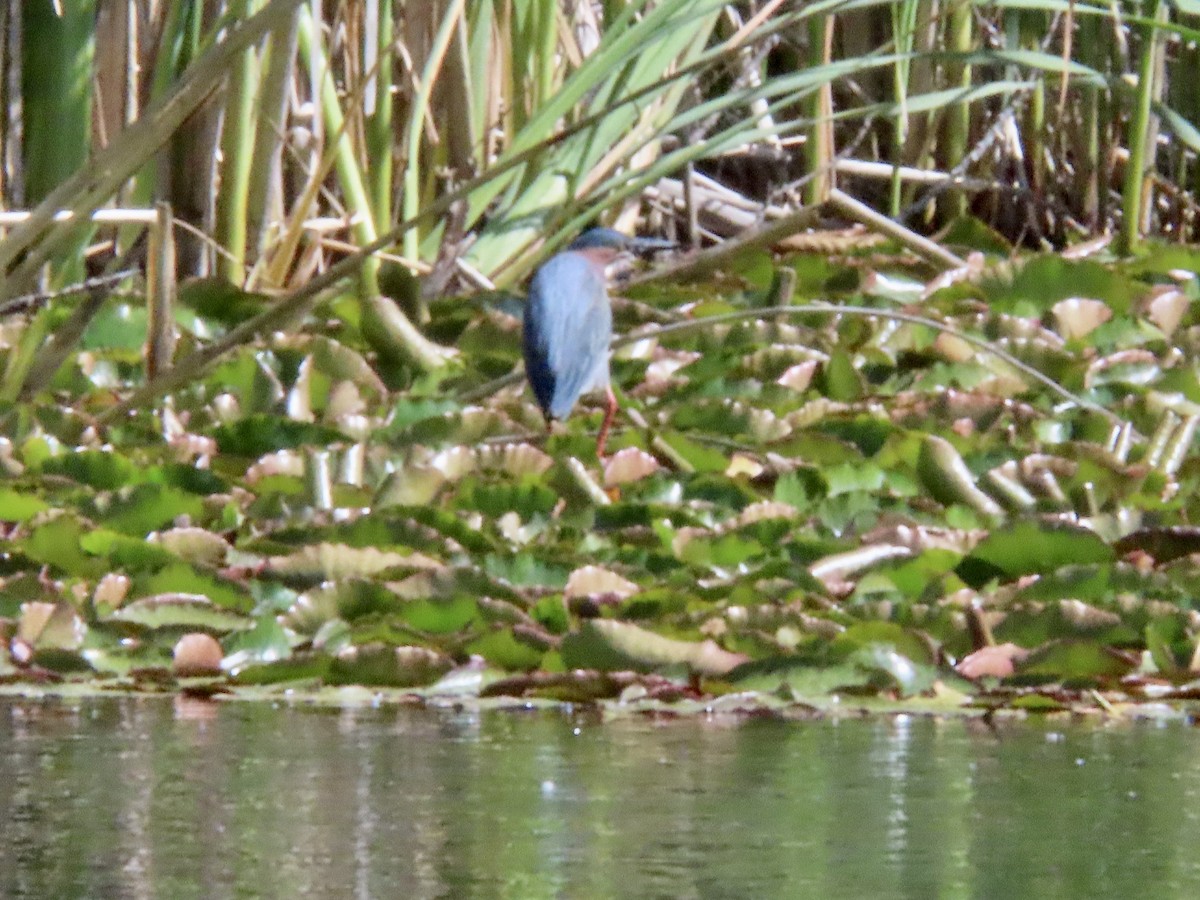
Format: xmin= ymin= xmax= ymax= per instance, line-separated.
xmin=21 ymin=514 xmax=102 ymax=577
xmin=267 ymin=543 xmax=422 ymax=582
xmin=222 ymin=617 xmax=295 ymax=669
xmin=959 ymin=520 xmax=1114 ymax=586
xmin=399 ymin=594 xmax=479 ymax=633
xmin=327 ymin=643 xmax=452 ymax=687
xmin=213 ymin=416 xmax=349 ymax=456
xmin=108 ymin=595 xmax=253 ymax=632
xmin=988 ymin=256 xmax=1139 ymax=316
xmin=655 ymin=431 xmax=729 ymax=472
xmin=0 ymin=488 xmax=49 ymax=522
xmin=40 ymin=449 xmax=140 ymax=489
xmin=232 ymin=652 xmax=332 ymax=685
xmin=1017 ymin=639 xmax=1137 ymax=681
xmin=104 ymin=483 xmax=206 ymax=536
xmin=561 ymin=619 xmax=747 ymax=675
xmin=138 ymin=563 xmax=252 ymax=611
xmin=466 ymin=627 xmax=545 ymax=671
xmin=728 ymin=657 xmax=881 ymax=696
xmin=676 ymin=531 xmax=764 ymax=568
xmin=818 ymin=350 xmax=865 ymax=401
xmin=81 ymin=529 xmax=177 ymax=570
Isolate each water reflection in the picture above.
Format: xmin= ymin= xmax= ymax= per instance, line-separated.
xmin=1 ymin=698 xmax=1199 ymax=898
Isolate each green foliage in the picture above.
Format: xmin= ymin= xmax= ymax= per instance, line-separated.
xmin=960 ymin=521 xmax=1115 ymax=585
xmin=5 ymin=231 xmax=1200 ymax=719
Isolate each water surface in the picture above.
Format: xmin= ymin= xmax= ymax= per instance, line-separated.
xmin=1 ymin=697 xmax=1197 ymax=898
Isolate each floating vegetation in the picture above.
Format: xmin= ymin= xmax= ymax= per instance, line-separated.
xmin=0 ymin=242 xmax=1198 ymax=720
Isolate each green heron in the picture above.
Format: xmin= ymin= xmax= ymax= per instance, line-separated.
xmin=523 ymin=227 xmax=673 ymax=458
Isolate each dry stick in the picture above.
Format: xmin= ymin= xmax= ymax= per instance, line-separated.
xmin=145 ymin=202 xmax=177 ymax=380
xmin=630 ymin=189 xmax=964 ymax=291
xmin=564 ymin=456 xmax=611 ymax=506
xmin=0 ymin=269 xmax=138 ymax=317
xmin=826 ymin=189 xmax=967 ymax=269
xmin=462 ymin=300 xmax=1127 ymax=435
xmin=833 ymin=159 xmax=1002 ymax=192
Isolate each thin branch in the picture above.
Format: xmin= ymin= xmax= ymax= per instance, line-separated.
xmin=0 ymin=270 xmax=139 ymax=317
xmin=462 ymin=301 xmax=1128 ymax=432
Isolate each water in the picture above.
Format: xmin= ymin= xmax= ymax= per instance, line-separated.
xmin=1 ymin=696 xmax=1198 ymax=899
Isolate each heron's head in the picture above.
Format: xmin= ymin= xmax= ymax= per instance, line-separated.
xmin=568 ymin=228 xmax=675 ymax=255
xmin=565 ymin=228 xmax=675 ymax=278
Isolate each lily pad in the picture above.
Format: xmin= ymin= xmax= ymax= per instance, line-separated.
xmin=1017 ymin=639 xmax=1138 ymax=681
xmin=108 ymin=595 xmax=254 ymax=632
xmin=561 ymin=619 xmax=747 ymax=675
xmin=328 ymin=643 xmax=452 ymax=687
xmin=959 ymin=520 xmax=1114 ymax=585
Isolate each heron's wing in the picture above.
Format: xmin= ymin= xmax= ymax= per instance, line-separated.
xmin=523 ymin=254 xmax=611 ymax=419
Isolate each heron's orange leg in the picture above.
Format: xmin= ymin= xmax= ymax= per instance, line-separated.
xmin=596 ymin=386 xmax=618 ymax=459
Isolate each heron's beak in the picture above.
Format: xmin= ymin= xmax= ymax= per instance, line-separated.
xmin=628 ymin=236 xmax=676 ymax=255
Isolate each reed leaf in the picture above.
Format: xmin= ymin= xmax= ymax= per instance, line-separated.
xmin=215 ymin=0 xmax=262 ymax=284
xmin=0 ymin=0 xmax=307 ymax=300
